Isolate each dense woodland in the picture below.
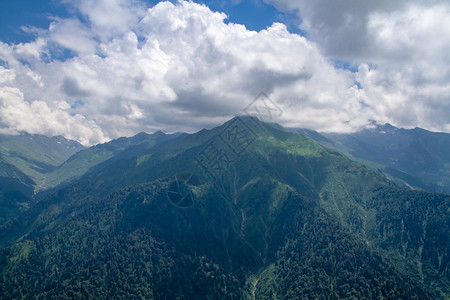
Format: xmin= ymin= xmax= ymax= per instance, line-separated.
xmin=0 ymin=117 xmax=448 ymax=299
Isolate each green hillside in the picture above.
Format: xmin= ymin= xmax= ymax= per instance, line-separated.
xmin=39 ymin=131 xmax=181 ymax=191
xmin=0 ymin=133 xmax=85 ymax=186
xmin=0 ymin=158 xmax=34 ymax=223
xmin=0 ymin=117 xmax=448 ymax=299
xmin=0 ymin=133 xmax=85 ymax=222
xmin=295 ymin=124 xmax=450 ymax=194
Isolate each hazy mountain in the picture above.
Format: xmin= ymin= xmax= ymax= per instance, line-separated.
xmin=0 ymin=133 xmax=85 ymax=222
xmin=0 ymin=117 xmax=447 ymax=299
xmin=38 ymin=131 xmax=182 ymax=191
xmin=0 ymin=130 xmax=185 ymax=224
xmin=0 ymin=158 xmax=34 ymax=223
xmin=294 ymin=124 xmax=450 ymax=194
xmin=0 ymin=133 xmax=85 ymax=185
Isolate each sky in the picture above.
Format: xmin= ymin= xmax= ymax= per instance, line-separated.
xmin=0 ymin=0 xmax=449 ymax=145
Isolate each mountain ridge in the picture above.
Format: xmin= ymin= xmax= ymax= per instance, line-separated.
xmin=0 ymin=116 xmax=448 ymax=298
xmin=291 ymin=123 xmax=450 ymax=194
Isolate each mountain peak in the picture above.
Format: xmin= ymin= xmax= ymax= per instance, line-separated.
xmin=381 ymin=123 xmax=396 ymax=130
xmin=219 ymin=115 xmax=282 ymax=135
xmin=153 ymin=130 xmax=166 ymax=137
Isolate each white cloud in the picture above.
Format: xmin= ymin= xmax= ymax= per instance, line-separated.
xmin=0 ymin=67 xmax=15 ymax=84
xmin=359 ymin=4 xmax=450 ymax=131
xmin=0 ymin=0 xmax=448 ymax=145
xmin=62 ymin=0 xmax=145 ymax=40
xmin=48 ymin=18 xmax=97 ymax=54
xmin=0 ymin=86 xmax=107 ymax=145
xmin=265 ymin=0 xmax=450 ymax=132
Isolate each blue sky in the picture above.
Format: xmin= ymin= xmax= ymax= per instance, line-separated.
xmin=0 ymin=0 xmax=301 ymax=44
xmin=0 ymin=0 xmax=68 ymax=43
xmin=0 ymin=0 xmax=449 ymax=145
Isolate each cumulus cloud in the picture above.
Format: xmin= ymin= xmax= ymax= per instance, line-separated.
xmin=264 ymin=0 xmax=442 ymax=60
xmin=61 ymin=0 xmax=145 ymax=39
xmin=0 ymin=83 xmax=107 ymax=145
xmin=266 ymin=0 xmax=450 ymax=131
xmin=0 ymin=0 xmax=449 ymax=145
xmin=48 ymin=18 xmax=97 ymax=54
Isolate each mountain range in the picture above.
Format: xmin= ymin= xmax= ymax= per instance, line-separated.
xmin=294 ymin=123 xmax=450 ymax=194
xmin=0 ymin=133 xmax=84 ymax=222
xmin=0 ymin=117 xmax=448 ymax=299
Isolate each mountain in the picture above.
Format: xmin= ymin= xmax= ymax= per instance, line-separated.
xmin=0 ymin=133 xmax=84 ymax=222
xmin=0 ymin=158 xmax=34 ymax=223
xmin=0 ymin=130 xmax=185 ymax=225
xmin=0 ymin=117 xmax=448 ymax=299
xmin=294 ymin=124 xmax=450 ymax=194
xmin=0 ymin=133 xmax=85 ymax=186
xmin=37 ymin=131 xmax=181 ymax=191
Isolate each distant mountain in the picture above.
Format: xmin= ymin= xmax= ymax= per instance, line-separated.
xmin=0 ymin=131 xmax=184 ymax=222
xmin=0 ymin=117 xmax=447 ymax=299
xmin=0 ymin=133 xmax=84 ymax=222
xmin=294 ymin=124 xmax=450 ymax=194
xmin=38 ymin=131 xmax=182 ymax=191
xmin=0 ymin=133 xmax=85 ymax=186
xmin=0 ymin=158 xmax=34 ymax=223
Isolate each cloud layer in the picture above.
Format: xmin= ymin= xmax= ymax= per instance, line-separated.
xmin=267 ymin=0 xmax=450 ymax=130
xmin=1 ymin=0 xmax=449 ymax=145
